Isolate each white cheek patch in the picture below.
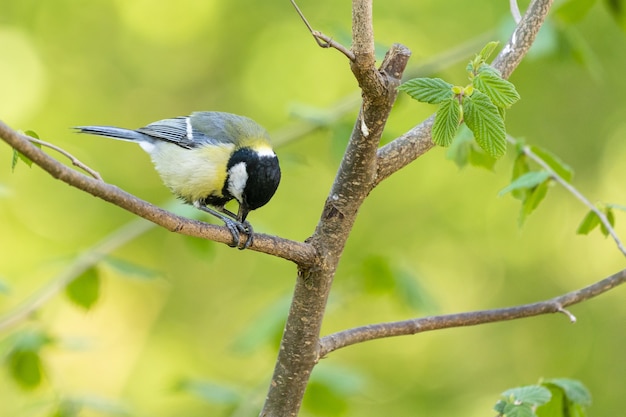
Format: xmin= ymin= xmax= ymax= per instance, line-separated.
xmin=227 ymin=162 xmax=248 ymax=202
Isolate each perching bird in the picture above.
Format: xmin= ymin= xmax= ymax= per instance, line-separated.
xmin=76 ymin=111 xmax=281 ymax=249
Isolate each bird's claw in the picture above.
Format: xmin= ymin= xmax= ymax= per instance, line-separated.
xmin=224 ymin=219 xmax=254 ymax=250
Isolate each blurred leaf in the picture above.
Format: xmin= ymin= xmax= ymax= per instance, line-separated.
xmin=463 ymin=90 xmax=507 ymax=158
xmin=11 ymin=130 xmax=41 ymax=171
xmin=536 ymin=385 xmax=565 ymax=417
xmin=104 ymin=257 xmax=161 ymax=280
xmin=576 ymin=210 xmax=601 ymax=235
xmin=529 ymin=145 xmax=574 ymax=182
xmin=7 ymin=350 xmax=44 ymax=389
xmin=182 ymin=235 xmax=216 ymax=260
xmin=50 ymin=400 xmax=81 ymax=417
xmin=398 ymin=77 xmax=454 ymax=104
xmin=446 ymin=125 xmax=473 ymax=168
xmin=361 ymin=255 xmax=396 ymax=293
xmin=599 ymin=207 xmax=615 ymax=237
xmin=511 ymin=153 xmax=531 ymax=200
xmin=604 ymin=0 xmax=626 ymax=31
xmin=304 ymin=365 xmax=364 ymax=416
xmin=519 ymin=180 xmax=550 ymax=226
xmin=0 ymin=278 xmax=10 ymax=294
xmin=468 ymin=144 xmax=497 ymax=171
xmin=175 ymin=379 xmax=241 ymax=405
xmin=499 ymin=171 xmax=551 ymax=197
xmin=502 ymin=385 xmax=552 ymax=406
xmin=555 ymin=0 xmax=598 ymax=23
xmin=231 ymin=295 xmax=290 ymax=354
xmin=433 ymin=97 xmax=461 ymax=147
xmin=543 ymin=378 xmax=592 ymax=407
xmin=607 ymin=203 xmax=626 ymax=211
xmin=473 ymin=67 xmax=521 ymax=108
xmin=393 ymin=268 xmax=438 ymax=313
xmin=65 ymin=266 xmax=100 ymax=310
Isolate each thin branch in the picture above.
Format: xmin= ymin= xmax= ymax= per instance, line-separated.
xmin=290 ymin=0 xmax=355 ymax=61
xmin=515 ymin=137 xmax=626 ymax=258
xmin=318 ymin=268 xmax=626 ymax=357
xmin=0 ymin=217 xmax=153 ymax=331
xmin=26 ymin=136 xmax=103 ymax=180
xmin=510 ymin=0 xmax=522 ymax=24
xmin=0 ymin=121 xmax=317 ymax=266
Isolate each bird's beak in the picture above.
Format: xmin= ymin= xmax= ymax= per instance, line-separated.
xmin=238 ymin=203 xmax=250 ymax=223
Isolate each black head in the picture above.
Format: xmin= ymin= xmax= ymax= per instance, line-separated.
xmin=226 ymin=147 xmax=281 ymax=222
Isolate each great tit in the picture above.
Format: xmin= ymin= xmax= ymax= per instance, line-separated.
xmin=76 ymin=111 xmax=281 ymax=249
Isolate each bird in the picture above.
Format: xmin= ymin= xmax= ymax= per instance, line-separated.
xmin=75 ymin=111 xmax=281 ymax=249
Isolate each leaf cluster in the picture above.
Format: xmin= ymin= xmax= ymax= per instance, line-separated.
xmin=398 ymin=41 xmax=520 ymax=158
xmin=494 ymin=378 xmax=592 ymax=417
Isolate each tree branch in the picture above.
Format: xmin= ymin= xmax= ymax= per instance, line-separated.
xmin=0 ymin=121 xmax=317 ymax=266
xmin=319 ymin=268 xmax=626 ymax=357
xmin=374 ymin=0 xmax=555 ymax=186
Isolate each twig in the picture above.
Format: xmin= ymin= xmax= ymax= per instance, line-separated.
xmin=510 ymin=0 xmax=522 ymax=24
xmin=514 ymin=136 xmax=626 ymax=258
xmin=27 ymin=136 xmax=103 ymax=181
xmin=318 ymin=268 xmax=626 ymax=357
xmin=290 ymin=0 xmax=355 ymax=61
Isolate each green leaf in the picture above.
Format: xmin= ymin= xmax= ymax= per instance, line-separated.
xmin=432 ymin=97 xmax=461 ymax=147
xmin=463 ymin=90 xmax=507 ymax=158
xmin=175 ymin=379 xmax=241 ymax=405
xmin=104 ymin=257 xmax=160 ymax=280
xmin=479 ymin=41 xmax=500 ymax=61
xmin=511 ymin=153 xmax=531 ymax=200
xmin=576 ymin=210 xmax=601 ymax=235
xmin=555 ymin=0 xmax=598 ymax=23
xmin=304 ymin=365 xmax=364 ymax=416
xmin=599 ymin=207 xmax=615 ymax=237
xmin=543 ymin=378 xmax=592 ymax=407
xmin=519 ymin=180 xmax=550 ymax=225
xmin=446 ymin=125 xmax=473 ymax=168
xmin=473 ymin=69 xmax=521 ymax=108
xmin=7 ymin=350 xmax=43 ymax=389
xmin=503 ymin=385 xmax=552 ymax=406
xmin=468 ymin=145 xmax=497 ymax=171
xmin=499 ymin=171 xmax=551 ymax=197
xmin=11 ymin=131 xmax=41 ymax=172
xmin=65 ymin=267 xmax=100 ymax=310
xmin=361 ymin=255 xmax=396 ymax=293
xmin=536 ymin=385 xmax=565 ymax=417
xmin=529 ymin=145 xmax=574 ymax=182
xmin=398 ymin=77 xmax=454 ymax=104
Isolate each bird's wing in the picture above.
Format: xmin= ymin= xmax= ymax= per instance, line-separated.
xmin=136 ymin=117 xmax=201 ymax=149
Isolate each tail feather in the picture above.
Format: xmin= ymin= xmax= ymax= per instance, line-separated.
xmin=74 ymin=125 xmax=152 ymax=143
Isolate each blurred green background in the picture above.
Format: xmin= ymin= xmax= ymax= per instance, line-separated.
xmin=1 ymin=0 xmax=626 ymax=416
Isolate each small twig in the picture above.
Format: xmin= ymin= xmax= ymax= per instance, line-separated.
xmin=511 ymin=136 xmax=626 ymax=258
xmin=510 ymin=0 xmax=522 ymax=24
xmin=27 ymin=136 xmax=103 ymax=181
xmin=557 ymin=306 xmax=577 ymax=323
xmin=290 ymin=0 xmax=356 ymax=61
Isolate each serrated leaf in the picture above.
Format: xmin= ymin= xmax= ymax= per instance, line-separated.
xmin=398 ymin=78 xmax=454 ymax=104
xmin=432 ymin=98 xmax=461 ymax=147
xmin=463 ymin=90 xmax=507 ymax=158
xmin=104 ymin=257 xmax=160 ymax=280
xmin=543 ymin=378 xmax=592 ymax=407
xmin=7 ymin=350 xmax=44 ymax=389
xmin=65 ymin=267 xmax=100 ymax=310
xmin=503 ymin=385 xmax=552 ymax=406
xmin=529 ymin=145 xmax=574 ymax=182
xmin=473 ymin=69 xmax=521 ymax=108
xmin=576 ymin=210 xmax=601 ymax=235
xmin=519 ymin=180 xmax=550 ymax=226
xmin=499 ymin=170 xmax=551 ymax=196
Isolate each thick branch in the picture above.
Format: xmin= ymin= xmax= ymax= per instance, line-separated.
xmin=375 ymin=0 xmax=554 ymax=186
xmin=0 ymin=121 xmax=316 ymax=266
xmin=319 ymin=268 xmax=626 ymax=357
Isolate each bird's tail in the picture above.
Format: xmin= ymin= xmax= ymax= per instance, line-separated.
xmin=74 ymin=125 xmax=151 ymax=143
